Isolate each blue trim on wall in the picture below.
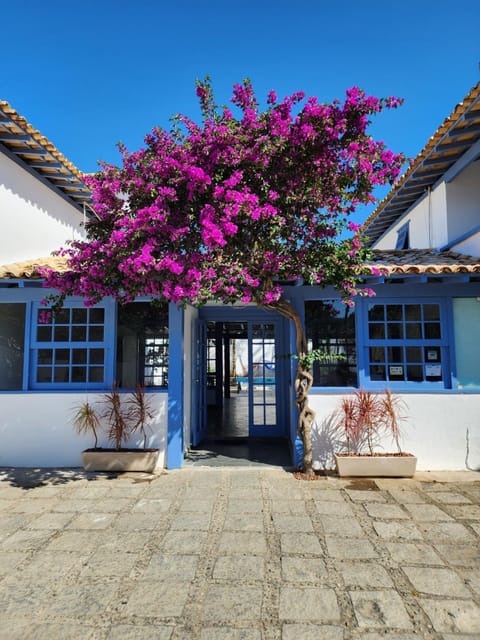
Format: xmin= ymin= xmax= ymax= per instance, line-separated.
xmin=439 ymin=224 xmax=480 ymax=252
xmin=167 ymin=303 xmax=184 ymax=468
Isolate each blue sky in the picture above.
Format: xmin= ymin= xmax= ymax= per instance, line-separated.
xmin=3 ymin=0 xmax=479 ymax=221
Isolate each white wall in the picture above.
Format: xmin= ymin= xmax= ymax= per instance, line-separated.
xmin=0 ymin=392 xmax=168 ymax=468
xmin=373 ymin=183 xmax=448 ymax=250
xmin=0 ymin=153 xmax=85 ymax=263
xmin=452 ymin=230 xmax=480 ymax=256
xmin=309 ymin=393 xmax=480 ymax=472
xmin=446 ymin=161 xmax=480 ymax=251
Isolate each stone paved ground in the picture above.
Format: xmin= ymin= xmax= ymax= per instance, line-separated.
xmin=0 ymin=467 xmax=479 ymax=639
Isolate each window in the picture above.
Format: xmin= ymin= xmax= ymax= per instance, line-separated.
xmin=116 ymin=302 xmax=168 ymax=388
xmin=366 ymin=302 xmax=445 ymax=385
xmin=32 ymin=305 xmax=106 ymax=387
xmin=453 ymin=298 xmax=480 ymax=388
xmin=0 ymin=303 xmax=26 ymax=390
xmin=395 ymin=222 xmax=410 ymax=249
xmin=305 ymin=300 xmax=357 ymax=387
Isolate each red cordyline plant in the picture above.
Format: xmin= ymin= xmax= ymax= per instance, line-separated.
xmin=43 ymin=78 xmax=406 ymax=474
xmin=337 ymin=390 xmax=407 ymax=455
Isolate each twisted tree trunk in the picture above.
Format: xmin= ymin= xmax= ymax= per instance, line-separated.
xmin=266 ymin=297 xmax=316 ymax=476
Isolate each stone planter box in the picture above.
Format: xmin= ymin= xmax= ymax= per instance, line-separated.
xmin=81 ymin=449 xmax=160 ymax=472
xmin=334 ymin=453 xmax=417 ymax=478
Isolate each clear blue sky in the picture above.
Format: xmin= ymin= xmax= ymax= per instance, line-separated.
xmin=3 ymin=0 xmax=479 ymax=221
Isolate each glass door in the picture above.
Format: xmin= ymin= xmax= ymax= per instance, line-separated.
xmin=249 ymin=322 xmax=278 ymax=436
xmin=192 ymin=320 xmax=207 ymax=445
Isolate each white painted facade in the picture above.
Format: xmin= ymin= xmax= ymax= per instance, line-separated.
xmin=349 ymin=103 xmax=480 ymax=472
xmin=0 ymin=152 xmax=85 ymax=263
xmin=310 ymin=393 xmax=480 ymax=472
xmin=373 ymin=153 xmax=480 ymax=256
xmin=0 ymin=392 xmax=168 ymax=468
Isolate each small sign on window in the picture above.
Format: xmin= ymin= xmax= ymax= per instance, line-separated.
xmin=425 ymin=364 xmax=442 ymax=377
xmin=389 ymin=365 xmax=403 ymax=376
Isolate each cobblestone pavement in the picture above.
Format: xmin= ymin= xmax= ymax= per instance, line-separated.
xmin=0 ymin=466 xmax=479 ymax=639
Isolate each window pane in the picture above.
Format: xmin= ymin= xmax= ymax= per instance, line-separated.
xmin=72 ymin=349 xmax=87 ymax=364
xmin=37 ymin=367 xmax=52 ymax=383
xmin=386 ymin=305 xmax=402 ymax=321
xmin=71 ymin=326 xmax=87 ymax=341
xmin=406 ymin=323 xmax=422 ymax=339
xmin=55 ymin=349 xmax=70 ymax=365
xmin=369 ymin=347 xmax=385 ymax=363
xmin=368 ymin=323 xmax=385 ymax=339
xmin=116 ymin=301 xmax=169 ymax=388
xmin=424 ymin=323 xmax=441 ymax=339
xmin=405 ymin=304 xmax=421 ymax=321
xmin=387 ymin=323 xmax=403 ymax=339
xmin=72 ymin=308 xmax=88 ymax=323
xmin=38 ymin=349 xmax=53 ymax=365
xmin=54 ymin=367 xmax=69 ymax=383
xmin=387 ymin=347 xmax=403 ymax=363
xmin=407 ymin=365 xmax=423 ymax=381
xmin=54 ymin=326 xmax=69 ymax=341
xmin=37 ymin=326 xmax=52 ymax=342
xmin=424 ymin=304 xmax=440 ymax=321
xmin=370 ymin=365 xmax=386 ymax=381
xmin=55 ymin=308 xmax=70 ymax=324
xmin=89 ymin=367 xmax=104 ymax=383
xmin=89 ymin=326 xmax=104 ymax=341
xmin=0 ymin=303 xmax=26 ymax=390
xmin=305 ymin=300 xmax=356 ymax=387
xmin=90 ymin=349 xmax=104 ymax=365
xmin=453 ymin=298 xmax=480 ymax=387
xmin=368 ymin=304 xmax=384 ymax=321
xmin=72 ymin=366 xmax=87 ymax=383
xmin=406 ymin=347 xmax=422 ymax=362
xmin=89 ymin=308 xmax=105 ymax=323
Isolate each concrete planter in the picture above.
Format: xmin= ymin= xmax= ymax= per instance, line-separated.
xmin=335 ymin=453 xmax=417 ymax=478
xmin=81 ymin=449 xmax=160 ymax=473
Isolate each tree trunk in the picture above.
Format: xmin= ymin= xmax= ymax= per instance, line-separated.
xmin=266 ymin=298 xmax=316 ymax=476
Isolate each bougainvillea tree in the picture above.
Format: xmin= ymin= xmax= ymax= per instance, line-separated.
xmin=44 ymin=78 xmax=405 ymax=474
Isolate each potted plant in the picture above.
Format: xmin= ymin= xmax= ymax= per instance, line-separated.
xmin=74 ymin=386 xmax=160 ymax=472
xmin=333 ymin=389 xmax=417 ymax=477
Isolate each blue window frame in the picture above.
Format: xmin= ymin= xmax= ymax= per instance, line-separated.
xmin=30 ymin=302 xmax=111 ymax=389
xmin=116 ymin=301 xmax=169 ymax=389
xmin=363 ymin=300 xmax=448 ymax=388
xmin=395 ymin=222 xmax=410 ymax=249
xmin=0 ymin=303 xmax=26 ymax=390
xmin=305 ymin=299 xmax=357 ymax=387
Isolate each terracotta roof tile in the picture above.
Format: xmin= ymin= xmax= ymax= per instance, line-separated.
xmin=1 ymin=251 xmax=479 ymax=281
xmin=363 ymin=82 xmax=480 ymax=245
xmin=0 ymin=256 xmax=69 ymax=279
xmin=365 ymin=249 xmax=480 ymax=275
xmin=0 ymin=100 xmax=91 ymax=211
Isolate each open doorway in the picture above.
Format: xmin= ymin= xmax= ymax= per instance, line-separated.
xmin=206 ymin=321 xmax=278 ymax=439
xmin=188 ymin=315 xmax=292 ymax=467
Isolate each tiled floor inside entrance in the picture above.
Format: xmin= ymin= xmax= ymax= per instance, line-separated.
xmin=185 ymin=437 xmax=293 ymax=468
xmin=187 ymin=392 xmax=292 ymax=468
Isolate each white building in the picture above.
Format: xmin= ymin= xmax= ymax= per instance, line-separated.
xmin=1 ymin=83 xmax=479 ymax=472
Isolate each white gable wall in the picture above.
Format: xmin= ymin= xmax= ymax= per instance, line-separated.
xmin=445 ymin=161 xmax=480 ymax=255
xmin=452 ymin=231 xmax=480 ymax=256
xmin=0 ymin=152 xmax=85 ymax=263
xmin=372 ymin=182 xmax=449 ymax=250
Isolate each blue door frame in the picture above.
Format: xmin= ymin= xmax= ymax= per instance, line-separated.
xmin=193 ymin=306 xmax=292 ymax=444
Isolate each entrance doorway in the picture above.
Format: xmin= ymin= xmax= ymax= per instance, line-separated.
xmin=189 ymin=311 xmax=292 ymax=467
